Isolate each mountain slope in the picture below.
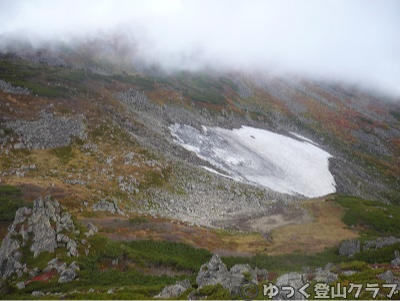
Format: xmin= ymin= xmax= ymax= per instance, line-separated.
xmin=0 ymin=42 xmax=400 ymax=299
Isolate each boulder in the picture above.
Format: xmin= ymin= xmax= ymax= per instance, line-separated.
xmin=391 ymin=250 xmax=400 ymax=267
xmin=58 ymin=268 xmax=76 ymax=283
xmin=31 ymin=291 xmax=44 ymax=297
xmin=16 ymin=282 xmax=25 ymax=290
xmin=87 ymin=222 xmax=98 ymax=233
xmin=378 ymin=270 xmax=394 ymax=283
xmin=275 ymin=272 xmax=307 ymax=300
xmin=93 ymin=199 xmax=124 ymax=215
xmin=155 ymin=279 xmax=192 ymax=298
xmin=56 ymin=234 xmax=70 ymax=245
xmin=196 ymin=254 xmax=229 ymax=288
xmin=312 ymin=263 xmax=338 ymax=284
xmin=67 ymin=240 xmax=78 ymax=257
xmin=43 ymin=258 xmax=67 ymax=273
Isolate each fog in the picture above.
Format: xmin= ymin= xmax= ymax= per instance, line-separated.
xmin=1 ymin=0 xmax=400 ymax=96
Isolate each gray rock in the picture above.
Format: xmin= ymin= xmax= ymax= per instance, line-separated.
xmin=0 ymin=232 xmax=22 ymax=278
xmin=254 ymin=267 xmax=269 ymax=282
xmin=342 ymin=270 xmax=356 ymax=276
xmin=85 ymin=229 xmax=94 ymax=237
xmin=155 ymin=279 xmax=192 ymax=298
xmin=364 ymin=236 xmax=400 ymax=251
xmin=69 ymin=261 xmax=80 ymax=271
xmin=275 ymin=272 xmax=307 ymax=300
xmin=339 ymin=239 xmax=360 ymax=257
xmin=230 ymin=264 xmax=258 ymax=282
xmin=58 ymin=268 xmax=76 ymax=283
xmin=29 ymin=268 xmax=39 ymax=277
xmin=56 ymin=234 xmax=70 ymax=245
xmin=0 ymin=208 xmax=24 ymax=279
xmin=391 ymin=250 xmax=400 ymax=267
xmin=14 ymin=207 xmax=31 ymax=225
xmin=196 ymin=254 xmax=228 ymax=288
xmin=195 ymin=254 xmax=266 ymax=296
xmin=5 ymin=111 xmax=86 ymax=150
xmin=378 ymin=270 xmax=394 ymax=283
xmin=87 ymin=222 xmax=98 ymax=233
xmin=67 ymin=240 xmax=78 ymax=257
xmin=0 ymin=195 xmax=79 ymax=279
xmin=14 ymin=143 xmax=25 ymax=150
xmin=92 ymin=199 xmax=124 ymax=215
xmin=31 ymin=291 xmax=44 ymax=297
xmin=0 ymin=79 xmax=30 ymax=95
xmin=29 ymin=196 xmax=59 ymax=257
xmin=312 ymin=263 xmax=338 ymax=284
xmin=57 ymin=212 xmax=75 ymax=233
xmin=44 ymin=258 xmax=67 ymax=273
xmin=16 ymin=282 xmax=25 ymax=289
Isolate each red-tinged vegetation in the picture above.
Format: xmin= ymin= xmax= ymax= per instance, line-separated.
xmin=25 ymin=270 xmax=57 ymax=284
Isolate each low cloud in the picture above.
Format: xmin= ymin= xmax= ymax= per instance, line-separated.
xmin=1 ymin=0 xmax=400 ymax=97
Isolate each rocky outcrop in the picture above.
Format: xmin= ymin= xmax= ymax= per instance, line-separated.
xmin=155 ymin=279 xmax=192 ymax=299
xmin=364 ymin=236 xmax=400 ymax=251
xmin=0 ymin=206 xmax=31 ymax=278
xmin=58 ymin=268 xmax=76 ymax=283
xmin=196 ymin=254 xmax=268 ymax=296
xmin=0 ymin=234 xmax=23 ymax=279
xmin=5 ymin=111 xmax=86 ymax=150
xmin=275 ymin=272 xmax=307 ymax=300
xmin=339 ymin=237 xmax=400 ymax=258
xmin=339 ymin=239 xmax=360 ymax=257
xmin=29 ymin=198 xmax=59 ymax=257
xmin=0 ymin=79 xmax=30 ymax=95
xmin=0 ymin=196 xmax=79 ymax=279
xmin=93 ymin=199 xmax=124 ymax=215
xmin=43 ymin=259 xmax=79 ymax=283
xmin=311 ymin=263 xmax=338 ymax=284
xmin=378 ymin=270 xmax=395 ymax=283
xmin=44 ymin=258 xmax=67 ymax=274
xmin=156 ymin=254 xmax=268 ymax=298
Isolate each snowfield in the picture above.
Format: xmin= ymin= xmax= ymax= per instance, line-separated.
xmin=170 ymin=124 xmax=336 ymax=198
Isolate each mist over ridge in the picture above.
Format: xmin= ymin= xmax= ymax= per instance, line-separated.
xmin=1 ymin=0 xmax=400 ymax=98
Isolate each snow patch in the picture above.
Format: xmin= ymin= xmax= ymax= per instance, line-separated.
xmin=290 ymin=132 xmax=319 ymax=145
xmin=169 ymin=124 xmax=336 ymax=198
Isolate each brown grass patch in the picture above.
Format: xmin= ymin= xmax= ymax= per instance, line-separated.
xmin=266 ymin=197 xmax=359 ymax=255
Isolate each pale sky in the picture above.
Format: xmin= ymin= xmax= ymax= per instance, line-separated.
xmin=1 ymin=0 xmax=399 ymax=96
